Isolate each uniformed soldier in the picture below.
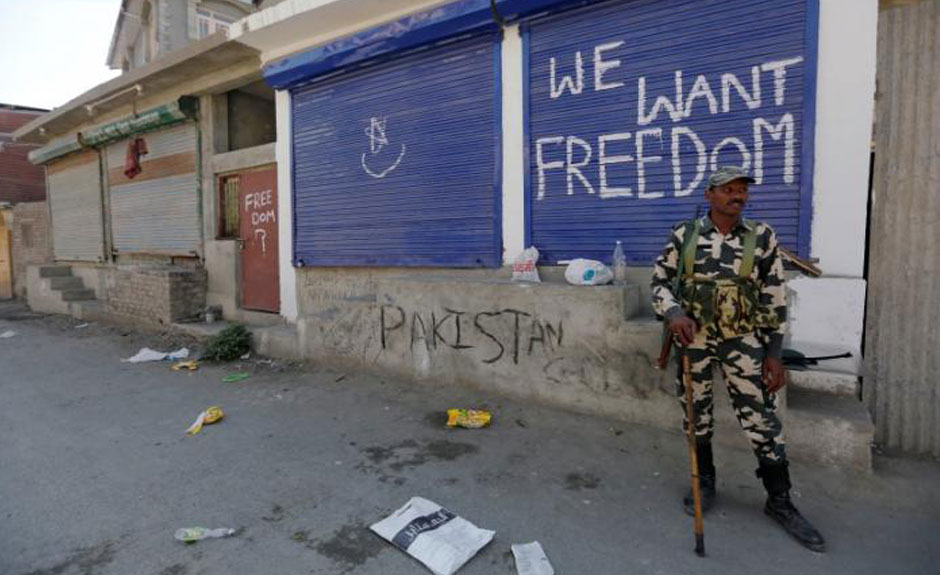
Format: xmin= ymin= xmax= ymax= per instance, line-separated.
xmin=651 ymin=166 xmax=825 ymax=552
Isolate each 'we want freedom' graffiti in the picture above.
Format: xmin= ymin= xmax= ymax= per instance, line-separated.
xmin=533 ymin=40 xmax=805 ymax=200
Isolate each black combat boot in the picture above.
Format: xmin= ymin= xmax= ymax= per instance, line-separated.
xmin=683 ymin=439 xmax=716 ymax=516
xmin=757 ymin=460 xmax=826 ymax=552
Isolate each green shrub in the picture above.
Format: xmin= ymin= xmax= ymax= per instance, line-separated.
xmin=203 ymin=324 xmax=252 ymax=362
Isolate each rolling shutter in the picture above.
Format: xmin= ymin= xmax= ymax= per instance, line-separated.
xmin=105 ymin=123 xmax=201 ymax=255
xmin=290 ymin=33 xmax=501 ymax=267
xmin=47 ymin=150 xmax=105 ymax=261
xmin=526 ymin=0 xmax=817 ymax=263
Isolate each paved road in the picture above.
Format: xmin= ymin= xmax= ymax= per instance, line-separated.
xmin=1 ymin=303 xmax=938 ymax=575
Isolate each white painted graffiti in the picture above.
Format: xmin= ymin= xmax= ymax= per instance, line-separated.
xmin=254 ymin=228 xmax=267 ymax=254
xmin=251 ymin=209 xmax=276 ymax=226
xmin=538 ymin=41 xmax=805 ymax=200
xmin=361 ymin=116 xmax=406 ymax=179
xmin=244 ymin=188 xmax=275 ymax=255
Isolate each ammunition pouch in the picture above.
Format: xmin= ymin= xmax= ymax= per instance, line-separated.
xmin=681 ymin=277 xmax=779 ymax=338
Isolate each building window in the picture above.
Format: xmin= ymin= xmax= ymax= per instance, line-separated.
xmin=219 ymin=175 xmax=240 ymax=239
xmin=196 ymin=8 xmax=235 ymax=39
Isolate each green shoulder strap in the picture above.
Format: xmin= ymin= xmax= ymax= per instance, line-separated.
xmin=739 ymin=220 xmax=757 ymax=278
xmin=681 ymin=219 xmax=701 ymax=279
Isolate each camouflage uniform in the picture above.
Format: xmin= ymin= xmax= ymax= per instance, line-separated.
xmin=651 ymin=215 xmax=788 ymax=464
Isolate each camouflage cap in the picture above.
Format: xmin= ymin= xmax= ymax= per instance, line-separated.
xmin=707 ymin=166 xmax=756 ymax=188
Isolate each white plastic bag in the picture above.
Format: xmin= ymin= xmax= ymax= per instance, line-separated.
xmin=122 ymin=347 xmax=190 ymax=363
xmin=564 ymin=259 xmax=613 ymax=286
xmin=370 ymin=497 xmax=495 ymax=575
xmin=512 ymin=246 xmax=541 ymax=283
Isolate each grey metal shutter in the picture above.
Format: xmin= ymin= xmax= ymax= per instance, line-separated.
xmin=526 ymin=0 xmax=817 ymax=264
xmin=290 ymin=33 xmax=501 ymax=267
xmin=47 ymin=151 xmax=105 ymax=262
xmin=105 ymin=123 xmax=201 ymax=255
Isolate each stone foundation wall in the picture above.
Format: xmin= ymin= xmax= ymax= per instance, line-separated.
xmin=11 ymin=202 xmax=51 ymax=299
xmin=105 ymin=266 xmax=207 ymax=325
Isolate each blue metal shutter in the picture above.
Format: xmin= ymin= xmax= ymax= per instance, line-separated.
xmin=526 ymin=0 xmax=817 ymax=264
xmin=290 ymin=33 xmax=501 ymax=267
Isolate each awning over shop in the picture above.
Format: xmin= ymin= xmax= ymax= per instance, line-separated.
xmin=26 ymin=97 xmax=199 ymax=165
xmin=28 ymin=134 xmax=83 ymax=165
xmin=79 ymin=97 xmax=199 ymax=148
xmin=262 ymin=0 xmax=497 ymax=89
xmin=260 ymin=0 xmax=600 ymax=89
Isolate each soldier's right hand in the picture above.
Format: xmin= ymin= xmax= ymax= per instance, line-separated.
xmin=668 ymin=315 xmax=698 ymax=346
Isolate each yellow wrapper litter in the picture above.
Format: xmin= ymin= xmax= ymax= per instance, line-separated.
xmin=186 ymin=406 xmax=225 ymax=435
xmin=446 ymin=409 xmax=491 ymax=428
xmin=171 ymin=360 xmax=200 ymax=371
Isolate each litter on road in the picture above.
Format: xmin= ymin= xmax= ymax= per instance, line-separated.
xmin=446 ymin=409 xmax=492 ymax=429
xmin=122 ymin=347 xmax=190 ymax=363
xmin=221 ymin=372 xmax=250 ymax=383
xmin=186 ymin=406 xmax=225 ymax=435
xmin=511 ymin=542 xmax=555 ymax=575
xmin=174 ymin=527 xmax=236 ymax=543
xmin=171 ymin=360 xmax=199 ymax=371
xmin=1 ymin=330 xmax=17 ymax=339
xmin=370 ymin=496 xmax=495 ymax=575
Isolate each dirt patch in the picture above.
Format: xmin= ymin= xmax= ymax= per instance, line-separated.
xmin=360 ymin=439 xmax=479 ymax=473
xmin=564 ymin=472 xmax=601 ymax=490
xmin=358 ymin=439 xmax=479 ymax=485
xmin=159 ymin=564 xmax=188 ymax=575
xmin=293 ymin=521 xmax=386 ymax=573
xmin=21 ymin=540 xmax=117 ymax=575
xmin=423 ymin=411 xmax=447 ymax=428
xmin=262 ymin=504 xmax=286 ymax=522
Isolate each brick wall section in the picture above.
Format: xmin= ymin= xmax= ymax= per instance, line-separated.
xmin=0 ymin=109 xmax=46 ymax=203
xmin=105 ymin=267 xmax=207 ymax=325
xmin=11 ymin=201 xmax=50 ymax=298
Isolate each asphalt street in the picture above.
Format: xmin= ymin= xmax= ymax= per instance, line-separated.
xmin=1 ymin=302 xmax=938 ymax=575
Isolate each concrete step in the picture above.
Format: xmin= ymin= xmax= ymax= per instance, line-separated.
xmin=786 ymin=388 xmax=874 ymax=470
xmin=38 ymin=265 xmax=72 ymax=278
xmin=49 ymin=276 xmax=85 ymax=291
xmin=252 ymin=325 xmax=300 ymax=360
xmin=170 ymin=321 xmax=230 ymax=340
xmin=238 ymin=308 xmax=287 ymax=327
xmin=788 ymin=369 xmax=860 ymax=397
xmin=60 ymin=289 xmax=95 ymax=302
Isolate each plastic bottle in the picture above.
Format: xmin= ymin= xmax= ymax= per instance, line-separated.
xmin=174 ymin=527 xmax=236 ymax=543
xmin=612 ymin=240 xmax=627 ymax=285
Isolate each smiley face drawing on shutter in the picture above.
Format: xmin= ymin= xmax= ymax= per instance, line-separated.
xmin=361 ymin=116 xmax=407 ymax=179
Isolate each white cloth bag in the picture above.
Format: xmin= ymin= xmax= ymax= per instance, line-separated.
xmin=370 ymin=496 xmax=495 ymax=575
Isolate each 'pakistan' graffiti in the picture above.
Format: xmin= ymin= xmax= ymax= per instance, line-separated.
xmin=380 ymin=305 xmax=563 ymax=365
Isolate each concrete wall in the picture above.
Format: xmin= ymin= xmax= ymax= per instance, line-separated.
xmin=166 ymin=0 xmax=192 ymax=56
xmin=294 ymin=267 xmax=677 ymax=421
xmin=275 ymin=90 xmax=297 ymax=321
xmin=227 ymin=91 xmax=276 ymax=150
xmin=865 ymin=0 xmax=940 ymax=456
xmin=788 ymin=0 xmax=878 ymax=365
xmin=11 ymin=202 xmax=51 ymax=299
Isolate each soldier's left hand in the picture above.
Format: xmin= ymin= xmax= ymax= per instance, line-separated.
xmin=762 ymin=357 xmax=786 ymax=393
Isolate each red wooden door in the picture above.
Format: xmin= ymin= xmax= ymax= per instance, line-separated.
xmin=238 ymin=167 xmax=279 ymax=312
